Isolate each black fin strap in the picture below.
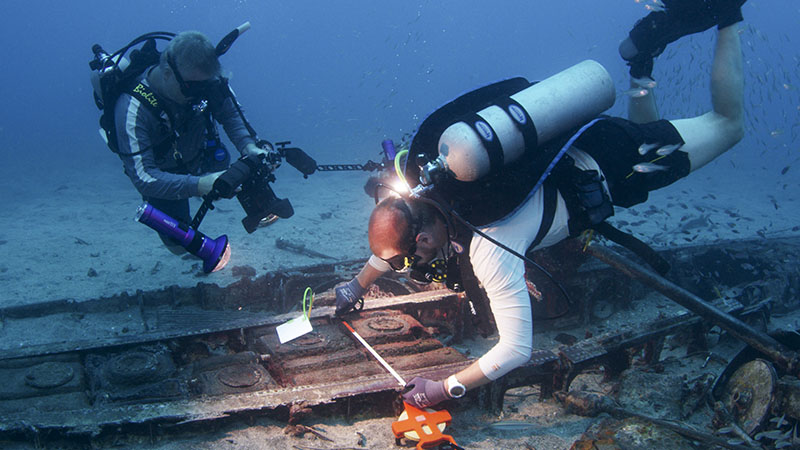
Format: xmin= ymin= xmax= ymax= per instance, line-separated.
xmin=495 ymin=96 xmax=538 ymax=151
xmin=593 ymin=222 xmax=670 ymax=275
xmin=465 ymin=113 xmax=504 ymax=174
xmin=530 ymin=181 xmax=558 ymax=250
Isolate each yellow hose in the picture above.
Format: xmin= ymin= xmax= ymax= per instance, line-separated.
xmin=394 ymin=149 xmax=411 ymax=192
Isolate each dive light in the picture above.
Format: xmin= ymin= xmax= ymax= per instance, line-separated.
xmin=136 ymin=202 xmax=231 ymax=273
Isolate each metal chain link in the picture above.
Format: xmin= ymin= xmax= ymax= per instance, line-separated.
xmin=315 ymin=160 xmax=384 ymax=172
xmin=316 ymin=164 xmax=365 ymax=171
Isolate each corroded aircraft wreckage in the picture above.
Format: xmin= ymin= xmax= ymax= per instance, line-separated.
xmin=2 ymin=237 xmax=800 ymax=448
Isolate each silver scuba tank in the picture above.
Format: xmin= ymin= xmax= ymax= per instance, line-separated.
xmin=421 ymin=59 xmax=615 ymax=183
xmin=89 ymin=46 xmax=130 ymax=111
xmin=90 ymin=45 xmax=130 ymax=144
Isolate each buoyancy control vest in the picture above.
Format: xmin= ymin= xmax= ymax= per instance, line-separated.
xmin=407 ymin=62 xmax=616 ymax=229
xmin=89 ymin=24 xmax=252 ymax=160
xmin=91 ymin=35 xmax=177 ymax=157
xmin=402 ymin=61 xmax=673 ymax=314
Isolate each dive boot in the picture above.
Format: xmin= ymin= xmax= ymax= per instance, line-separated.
xmin=620 ymin=0 xmax=746 ymax=78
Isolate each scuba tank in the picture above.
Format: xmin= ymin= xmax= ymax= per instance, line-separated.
xmin=89 ymin=32 xmax=175 ymax=150
xmin=421 ymin=60 xmax=615 ymax=184
xmin=89 ymin=44 xmax=131 ymax=111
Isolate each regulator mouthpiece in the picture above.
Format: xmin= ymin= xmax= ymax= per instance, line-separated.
xmin=420 ymin=155 xmax=448 ymax=186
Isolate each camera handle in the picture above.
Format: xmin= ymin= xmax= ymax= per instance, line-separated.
xmin=190 ymin=152 xmax=261 ymax=230
xmin=190 ymin=195 xmax=217 ymax=230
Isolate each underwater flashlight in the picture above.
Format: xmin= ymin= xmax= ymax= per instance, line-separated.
xmin=381 ymin=139 xmax=397 ymax=161
xmin=135 ymin=202 xmax=231 ymax=273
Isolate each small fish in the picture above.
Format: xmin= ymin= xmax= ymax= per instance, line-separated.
xmin=632 ymin=162 xmax=668 ymax=173
xmin=770 ymin=414 xmax=786 ymax=428
xmin=487 ymin=421 xmax=538 ymax=431
xmin=623 ymin=88 xmax=649 ymax=98
xmin=781 ymin=165 xmax=790 ymax=175
xmin=645 ymin=2 xmax=665 ymax=12
xmin=755 ymin=429 xmax=792 ymax=440
xmin=632 ymin=76 xmax=657 ymax=89
xmin=638 ymin=142 xmax=660 ymax=155
xmin=656 ymin=143 xmax=682 ymax=156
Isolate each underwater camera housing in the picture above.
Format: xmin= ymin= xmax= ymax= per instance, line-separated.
xmin=192 ymin=140 xmax=316 ymax=234
xmin=235 ymin=151 xmax=294 ymax=234
xmin=203 ymin=147 xmax=293 ymax=234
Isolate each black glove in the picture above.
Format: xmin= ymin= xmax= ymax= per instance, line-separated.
xmin=283 ymin=147 xmax=317 ymax=177
xmin=335 ymin=278 xmax=365 ymax=315
xmin=402 ymin=377 xmax=450 ymax=409
xmin=212 ymin=154 xmax=260 ymax=199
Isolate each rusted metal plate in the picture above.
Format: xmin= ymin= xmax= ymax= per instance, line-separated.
xmin=0 ymin=307 xmax=472 ymax=435
xmin=721 ymin=358 xmax=777 ymax=434
xmin=561 ymin=342 xmax=608 ymax=366
xmin=0 ymin=237 xmax=793 ymax=436
xmin=0 ymin=287 xmax=458 ymax=361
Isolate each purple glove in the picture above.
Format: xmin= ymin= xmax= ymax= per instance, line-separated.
xmin=335 ymin=278 xmax=365 ymax=316
xmin=402 ymin=377 xmax=449 ymax=409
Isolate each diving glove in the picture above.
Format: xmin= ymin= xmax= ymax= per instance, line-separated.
xmin=334 ymin=278 xmax=365 ymax=316
xmin=402 ymin=377 xmax=450 ymax=409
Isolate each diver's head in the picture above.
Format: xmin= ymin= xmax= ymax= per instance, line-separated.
xmin=368 ymin=197 xmax=448 ymax=271
xmin=160 ymin=31 xmax=221 ymax=104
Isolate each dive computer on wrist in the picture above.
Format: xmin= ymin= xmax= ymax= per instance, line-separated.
xmin=446 ymin=374 xmax=466 ymax=399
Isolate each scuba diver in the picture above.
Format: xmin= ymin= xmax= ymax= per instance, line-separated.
xmin=98 ymin=29 xmax=276 ymax=254
xmin=335 ymin=0 xmax=746 ymax=409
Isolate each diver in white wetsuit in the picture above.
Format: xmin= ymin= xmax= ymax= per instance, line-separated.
xmin=337 ymin=0 xmax=746 ymax=408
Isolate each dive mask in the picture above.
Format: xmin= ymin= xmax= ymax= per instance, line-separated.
xmin=383 ymin=243 xmax=419 ymax=271
xmin=168 ymin=53 xmax=221 ymax=100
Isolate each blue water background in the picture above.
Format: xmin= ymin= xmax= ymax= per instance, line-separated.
xmin=0 ymin=1 xmax=798 ymax=306
xmin=0 ymin=1 xmax=796 ymax=174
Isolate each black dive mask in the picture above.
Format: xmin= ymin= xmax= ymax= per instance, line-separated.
xmin=168 ymin=53 xmax=221 ymax=101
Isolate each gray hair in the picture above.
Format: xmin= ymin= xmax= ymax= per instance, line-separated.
xmin=160 ymin=31 xmax=221 ymax=77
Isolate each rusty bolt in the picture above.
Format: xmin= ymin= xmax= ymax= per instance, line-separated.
xmin=732 ymin=388 xmax=752 ymax=411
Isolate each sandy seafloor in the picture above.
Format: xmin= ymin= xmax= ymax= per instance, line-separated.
xmin=1 ymin=144 xmax=800 ymax=449
xmin=2 ymin=148 xmax=798 ymax=308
